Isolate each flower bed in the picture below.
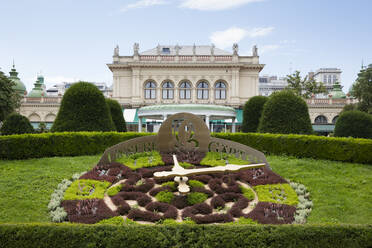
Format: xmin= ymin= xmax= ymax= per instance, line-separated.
xmin=50 ymin=152 xmax=313 ymax=225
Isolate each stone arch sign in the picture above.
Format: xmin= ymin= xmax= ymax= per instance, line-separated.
xmin=98 ymin=112 xmax=268 ymax=168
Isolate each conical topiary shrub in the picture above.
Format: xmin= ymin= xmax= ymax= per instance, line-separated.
xmin=51 ymin=82 xmax=116 ymax=132
xmin=242 ymin=96 xmax=268 ymax=133
xmin=106 ymin=99 xmax=127 ymax=132
xmin=258 ymin=90 xmax=313 ymax=134
xmin=0 ymin=113 xmax=34 ymax=135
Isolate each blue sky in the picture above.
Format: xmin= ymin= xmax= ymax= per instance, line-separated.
xmin=1 ymin=0 xmax=371 ymax=92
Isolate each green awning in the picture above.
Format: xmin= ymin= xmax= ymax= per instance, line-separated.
xmin=235 ymin=109 xmax=243 ymax=124
xmin=312 ymin=124 xmax=335 ymax=132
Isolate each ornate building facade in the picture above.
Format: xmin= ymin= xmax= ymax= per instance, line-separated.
xmin=13 ymin=44 xmax=354 ymax=133
xmin=108 ymin=44 xmax=263 ymax=109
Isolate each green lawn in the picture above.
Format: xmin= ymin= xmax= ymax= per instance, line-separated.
xmin=0 ymin=155 xmax=371 ymax=224
xmin=0 ymin=156 xmax=100 ymax=223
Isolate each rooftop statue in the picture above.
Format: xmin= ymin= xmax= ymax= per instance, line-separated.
xmin=133 ymin=43 xmax=139 ymax=56
xmin=233 ymin=43 xmax=239 ymax=55
xmin=252 ymin=45 xmax=258 ymax=57
xmin=211 ymin=44 xmax=215 ymax=56
xmin=114 ymin=45 xmax=119 ymax=56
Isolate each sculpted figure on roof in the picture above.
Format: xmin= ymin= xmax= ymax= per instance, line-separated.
xmin=133 ymin=43 xmax=139 ymax=56
xmin=114 ymin=45 xmax=119 ymax=56
xmin=233 ymin=43 xmax=239 ymax=55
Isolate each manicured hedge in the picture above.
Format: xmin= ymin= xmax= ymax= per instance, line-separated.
xmin=0 ymin=132 xmax=150 ymax=160
xmin=1 ymin=132 xmax=372 ymax=164
xmin=213 ymin=133 xmax=372 ymax=164
xmin=0 ymin=223 xmax=371 ymax=248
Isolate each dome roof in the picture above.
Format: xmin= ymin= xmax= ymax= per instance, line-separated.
xmin=9 ymin=66 xmax=26 ymax=95
xmin=330 ymin=81 xmax=346 ymax=99
xmin=28 ymin=79 xmax=45 ymax=98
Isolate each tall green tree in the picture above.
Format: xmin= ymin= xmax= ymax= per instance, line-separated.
xmin=242 ymin=96 xmax=268 ymax=133
xmin=106 ymin=99 xmax=127 ymax=132
xmin=350 ymin=66 xmax=372 ymax=114
xmin=286 ymin=71 xmax=327 ymax=98
xmin=0 ymin=70 xmax=21 ymax=122
xmin=51 ymin=82 xmax=116 ymax=132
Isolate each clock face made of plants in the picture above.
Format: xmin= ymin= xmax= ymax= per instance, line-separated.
xmin=51 ymin=113 xmax=312 ymax=225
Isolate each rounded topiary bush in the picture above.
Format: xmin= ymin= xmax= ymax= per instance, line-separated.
xmin=0 ymin=113 xmax=34 ymax=135
xmin=106 ymin=99 xmax=127 ymax=132
xmin=334 ymin=110 xmax=372 ymax=139
xmin=258 ymin=91 xmax=312 ymax=134
xmin=242 ymin=96 xmax=268 ymax=133
xmin=51 ymin=82 xmax=116 ymax=132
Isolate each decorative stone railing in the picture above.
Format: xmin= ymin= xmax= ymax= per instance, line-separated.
xmin=305 ymin=98 xmax=357 ymax=105
xmin=23 ymin=97 xmax=61 ymax=104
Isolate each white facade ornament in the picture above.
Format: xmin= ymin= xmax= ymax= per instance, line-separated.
xmin=133 ymin=43 xmax=139 ymax=56
xmin=233 ymin=43 xmax=239 ymax=55
xmin=156 ymin=44 xmax=161 ymax=55
xmin=114 ymin=45 xmax=119 ymax=57
xmin=211 ymin=44 xmax=215 ymax=56
xmin=252 ymin=45 xmax=258 ymax=57
xmin=175 ymin=44 xmax=181 ymax=55
xmin=193 ymin=43 xmax=196 ymax=55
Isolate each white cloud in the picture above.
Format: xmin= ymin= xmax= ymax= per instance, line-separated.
xmin=44 ymin=76 xmax=78 ymax=84
xmin=121 ymin=0 xmax=168 ymax=12
xmin=210 ymin=27 xmax=247 ymax=48
xmin=210 ymin=26 xmax=274 ymax=49
xmin=247 ymin=27 xmax=274 ymax=37
xmin=180 ymin=0 xmax=264 ymax=11
xmin=260 ymin=44 xmax=280 ymax=54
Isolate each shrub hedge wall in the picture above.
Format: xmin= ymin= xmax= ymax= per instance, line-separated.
xmin=0 ymin=132 xmax=372 ymax=164
xmin=0 ymin=223 xmax=371 ymax=248
xmin=0 ymin=132 xmax=150 ymax=160
xmin=213 ymin=133 xmax=372 ymax=164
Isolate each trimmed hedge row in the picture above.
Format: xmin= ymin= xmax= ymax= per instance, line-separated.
xmin=0 ymin=132 xmax=150 ymax=160
xmin=1 ymin=132 xmax=372 ymax=164
xmin=0 ymin=223 xmax=371 ymax=248
xmin=213 ymin=133 xmax=372 ymax=165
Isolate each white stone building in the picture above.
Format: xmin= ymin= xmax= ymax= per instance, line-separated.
xmin=108 ymin=44 xmax=263 ymax=109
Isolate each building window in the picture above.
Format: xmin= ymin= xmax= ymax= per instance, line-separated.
xmin=328 ymin=75 xmax=332 ymax=84
xmin=215 ymin=81 xmax=226 ymax=99
xmin=144 ymin=81 xmax=156 ymax=99
xmin=162 ymin=81 xmax=174 ymax=99
xmin=332 ymin=116 xmax=339 ymax=124
xmin=315 ymin=115 xmax=328 ymax=124
xmin=179 ymin=81 xmax=191 ymax=99
xmin=162 ymin=48 xmax=170 ymax=54
xmin=333 ymin=75 xmax=337 ymax=83
xmin=323 ymin=75 xmax=327 ymax=83
xmin=197 ymin=81 xmax=209 ymax=99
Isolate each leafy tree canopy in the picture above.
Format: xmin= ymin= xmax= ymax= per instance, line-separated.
xmin=286 ymin=70 xmax=327 ymax=99
xmin=0 ymin=113 xmax=34 ymax=135
xmin=258 ymin=90 xmax=313 ymax=134
xmin=51 ymin=82 xmax=116 ymax=132
xmin=106 ymin=99 xmax=127 ymax=132
xmin=242 ymin=96 xmax=268 ymax=133
xmin=0 ymin=70 xmax=21 ymax=122
xmin=350 ymin=67 xmax=372 ymax=114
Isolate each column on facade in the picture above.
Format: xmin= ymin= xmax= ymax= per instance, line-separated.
xmin=138 ymin=118 xmax=142 ymax=132
xmin=205 ymin=115 xmax=210 ymax=130
xmin=232 ymin=117 xmax=236 ymax=133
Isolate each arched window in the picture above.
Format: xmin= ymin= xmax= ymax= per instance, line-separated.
xmin=144 ymin=81 xmax=156 ymax=99
xmin=179 ymin=81 xmax=191 ymax=99
xmin=215 ymin=81 xmax=226 ymax=99
xmin=197 ymin=81 xmax=209 ymax=99
xmin=315 ymin=115 xmax=328 ymax=124
xmin=162 ymin=81 xmax=174 ymax=99
xmin=332 ymin=116 xmax=339 ymax=124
